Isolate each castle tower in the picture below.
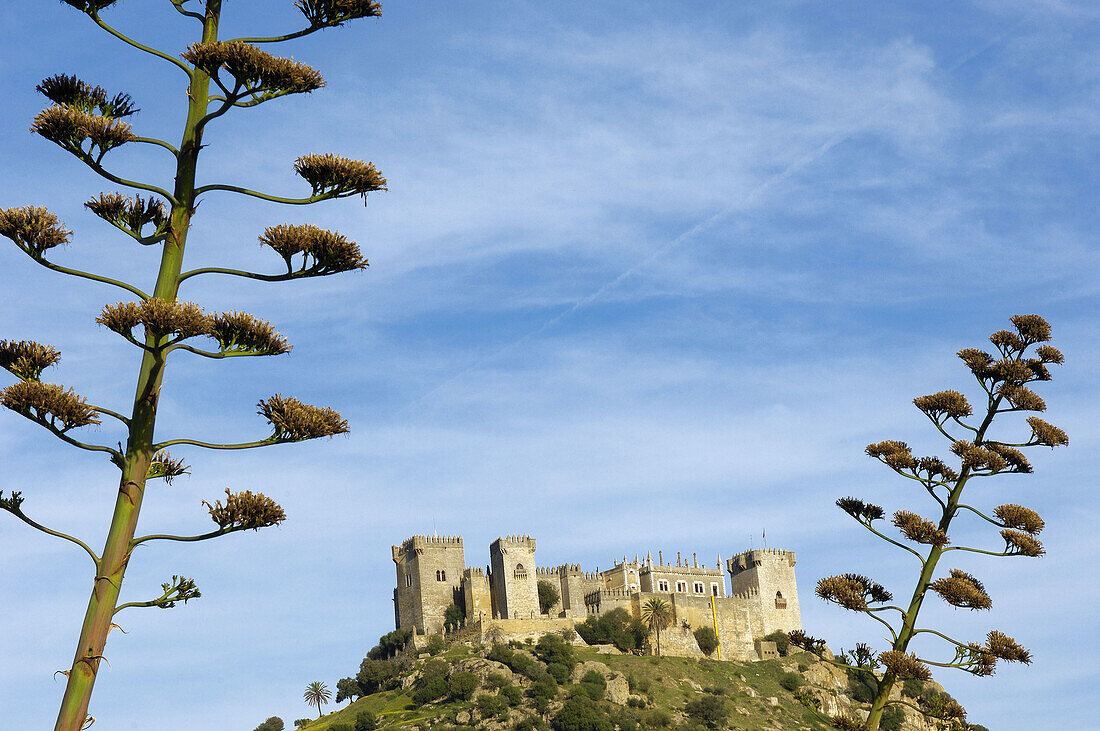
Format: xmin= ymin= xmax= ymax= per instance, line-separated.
xmin=727 ymin=548 xmax=801 ymax=637
xmin=391 ymin=534 xmax=466 ymax=634
xmin=489 ymin=535 xmax=539 ymax=619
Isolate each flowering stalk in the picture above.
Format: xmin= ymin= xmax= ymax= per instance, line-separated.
xmin=0 ymin=2 xmax=384 ymax=729
xmin=802 ymin=315 xmax=1066 ymax=730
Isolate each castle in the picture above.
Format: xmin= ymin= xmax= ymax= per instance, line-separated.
xmin=392 ymin=534 xmax=801 ymax=662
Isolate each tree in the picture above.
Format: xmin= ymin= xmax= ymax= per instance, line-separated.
xmin=693 ymin=626 xmax=719 ymax=656
xmin=355 ymin=710 xmax=379 ymax=731
xmin=640 ymin=598 xmax=672 ymax=656
xmin=253 ymin=717 xmax=285 ymax=731
xmin=0 ymin=4 xmax=385 ymax=730
xmin=335 ymin=677 xmax=360 ymax=705
xmin=538 ymin=578 xmax=561 ymax=615
xmin=809 ymin=315 xmax=1064 ymax=730
xmin=303 ymin=681 xmax=332 ymax=720
xmin=443 ymin=603 xmax=465 ymax=633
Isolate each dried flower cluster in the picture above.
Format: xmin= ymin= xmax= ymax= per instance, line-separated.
xmin=913 ymin=389 xmax=972 ymax=420
xmin=984 ymin=630 xmax=1031 ymax=664
xmin=146 ymin=450 xmax=190 ymax=485
xmin=1008 ymin=314 xmax=1051 ymax=343
xmin=36 ymin=74 xmax=137 ymax=118
xmin=203 ymin=488 xmax=286 ymax=531
xmin=86 ymin=192 xmax=166 ymax=240
xmin=930 ymin=569 xmax=991 ymax=610
xmin=295 ymin=153 xmax=387 ymax=198
xmin=829 ymin=715 xmax=862 ymax=731
xmin=1035 ymin=345 xmax=1063 ymax=364
xmin=986 ymin=443 xmax=1032 ymax=473
xmin=1026 ymin=416 xmax=1068 ymax=447
xmin=208 ymin=312 xmax=291 ymax=356
xmin=0 ymin=340 xmax=61 ymax=381
xmin=915 ymin=456 xmax=958 ymax=482
xmin=32 ymin=105 xmax=137 ymax=160
xmin=787 ymin=630 xmax=827 ymax=653
xmin=878 ymin=650 xmax=931 ymax=681
xmin=949 ymin=440 xmax=1007 ymax=473
xmin=1001 ymin=529 xmax=1044 ymax=557
xmin=836 ymin=496 xmax=884 ymax=523
xmin=0 ymin=206 xmax=72 ymax=257
xmin=993 ymin=504 xmax=1044 ymax=535
xmin=60 ymin=0 xmax=120 ymax=12
xmin=998 ymin=383 xmax=1046 ymax=412
xmin=155 ymin=575 xmax=201 ymax=609
xmin=816 ymin=574 xmax=891 ymax=611
xmin=0 ymin=381 xmax=100 ymax=431
xmin=893 ymin=510 xmax=949 ymax=547
xmin=259 ymin=223 xmax=369 ymax=275
xmin=865 ymin=440 xmax=916 ymax=470
xmin=257 ymin=394 xmax=349 ymax=442
xmin=182 ymin=41 xmax=325 ymax=96
xmin=97 ymin=299 xmax=209 ymax=342
xmin=0 ymin=490 xmax=25 ymax=513
xmin=297 ymin=0 xmax=382 ymax=27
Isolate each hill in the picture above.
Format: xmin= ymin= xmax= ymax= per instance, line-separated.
xmin=260 ymin=633 xmax=985 ymax=731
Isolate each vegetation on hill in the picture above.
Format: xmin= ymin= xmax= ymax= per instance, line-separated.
xmin=254 ymin=630 xmax=988 ymax=730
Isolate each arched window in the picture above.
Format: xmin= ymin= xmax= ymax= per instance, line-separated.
xmin=514 ymin=563 xmax=527 ymax=580
xmin=775 ymin=591 xmax=787 ymax=609
xmin=436 ymin=569 xmax=447 ymax=582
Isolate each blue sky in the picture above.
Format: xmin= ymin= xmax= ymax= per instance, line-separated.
xmin=0 ymin=1 xmax=1096 ymax=728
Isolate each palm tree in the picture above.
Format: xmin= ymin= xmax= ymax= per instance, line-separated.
xmin=303 ymin=681 xmax=332 ymax=720
xmin=641 ymin=598 xmax=672 ymax=656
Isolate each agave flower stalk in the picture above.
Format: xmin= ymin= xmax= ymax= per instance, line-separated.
xmin=0 ymin=2 xmax=384 ymax=730
xmin=800 ymin=315 xmax=1066 ymax=730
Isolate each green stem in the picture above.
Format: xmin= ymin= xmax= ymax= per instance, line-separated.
xmin=53 ymin=6 xmax=221 ymax=730
xmin=194 ymin=183 xmax=331 ymax=205
xmin=90 ymin=13 xmax=193 ymax=76
xmin=133 ymin=136 xmax=180 ymax=155
xmin=177 ymin=266 xmax=296 ymax=283
xmin=5 ymin=508 xmax=100 ymax=565
xmin=131 ymin=528 xmax=231 ymax=546
xmin=152 ymin=436 xmax=276 ymax=451
xmin=29 ymin=254 xmax=149 ymax=299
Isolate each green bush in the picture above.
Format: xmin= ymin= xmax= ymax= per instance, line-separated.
xmin=529 ymin=677 xmax=559 ymax=714
xmin=579 ymin=669 xmax=607 ymax=701
xmin=367 ymin=628 xmax=412 ymax=660
xmin=253 ymin=718 xmax=284 ymax=731
xmin=354 ymin=710 xmax=378 ymax=731
xmin=292 ymin=720 xmax=310 ymax=729
xmin=502 ymin=684 xmax=524 ymax=706
xmin=448 ymin=670 xmax=479 ymax=700
xmin=485 ymin=671 xmax=510 ymax=690
xmin=443 ymin=603 xmax=465 ymax=633
xmin=881 ymin=706 xmax=905 ymax=731
xmin=763 ymin=630 xmax=790 ymax=656
xmin=515 ymin=719 xmax=550 ymax=731
xmin=574 ymin=608 xmax=647 ymax=652
xmin=476 ymin=692 xmax=508 ymax=719
xmin=684 ymin=694 xmax=728 ymax=728
xmin=693 ymin=627 xmax=719 ymax=656
xmin=425 ymin=634 xmax=446 ymax=656
xmin=412 ymin=674 xmax=448 ymax=705
xmin=551 ymin=695 xmax=613 ymax=731
xmin=779 ymin=671 xmax=804 ymax=692
xmin=902 ymin=677 xmax=924 ymax=698
xmin=538 ymin=579 xmax=561 ymax=614
xmin=535 ymin=633 xmax=576 ymax=668
xmin=646 ymin=709 xmax=672 ymax=727
xmin=356 ymin=658 xmax=398 ymax=695
xmin=794 ymin=688 xmax=819 ymax=709
xmin=627 ymin=697 xmax=646 ymax=708
xmin=329 ymin=724 xmax=351 ymax=731
xmin=847 ymin=669 xmax=877 ymax=704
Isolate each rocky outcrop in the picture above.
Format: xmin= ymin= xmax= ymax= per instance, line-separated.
xmin=570 ymin=660 xmax=631 ymax=704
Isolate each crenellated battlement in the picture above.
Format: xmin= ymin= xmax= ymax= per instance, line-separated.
xmin=495 ymin=534 xmax=536 ymax=549
xmin=399 ymin=534 xmax=464 ymax=552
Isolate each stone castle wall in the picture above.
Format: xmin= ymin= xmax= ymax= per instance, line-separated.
xmin=727 ymin=549 xmax=801 ymax=638
xmin=490 ymin=535 xmax=540 ymax=619
xmin=392 ymin=534 xmax=466 ymax=634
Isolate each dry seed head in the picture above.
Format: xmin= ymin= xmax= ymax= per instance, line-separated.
xmin=36 ymin=74 xmax=137 ymax=118
xmin=950 ymin=440 xmax=1007 ymax=472
xmin=985 ymin=631 xmax=1031 ymax=664
xmin=829 ymin=715 xmax=861 ymax=731
xmin=866 ymin=440 xmax=917 ymax=470
xmin=916 ymin=456 xmax=958 ymax=481
xmin=878 ymin=651 xmax=932 ymax=681
xmin=0 ymin=381 xmax=100 ymax=430
xmin=294 ymin=153 xmax=387 ymax=198
xmin=203 ymin=488 xmax=286 ymax=530
xmin=893 ymin=510 xmax=949 ymax=547
xmin=296 ymin=0 xmax=382 ymax=27
xmin=963 ymin=644 xmax=997 ymax=677
xmin=957 ymin=347 xmax=995 ymax=377
xmin=929 ymin=569 xmax=991 ymax=610
xmin=60 ymin=0 xmax=121 ymax=12
xmin=1026 ymin=417 xmax=1068 ymax=447
xmin=986 ymin=443 xmax=1032 ymax=473
xmin=1025 ymin=359 xmax=1052 ymax=382
xmin=992 ymin=359 xmax=1035 ymax=385
xmin=0 ymin=206 xmax=72 ymax=256
xmin=817 ymin=576 xmax=868 ymax=610
xmin=259 ymin=223 xmax=368 ymax=275
xmin=208 ymin=312 xmax=290 ymax=356
xmin=86 ymin=192 xmax=166 ymax=236
xmin=0 ymin=340 xmax=61 ymax=381
xmin=1001 ymin=529 xmax=1044 ymax=557
xmin=913 ymin=390 xmax=972 ymax=419
xmin=97 ymin=299 xmax=210 ymax=341
xmin=1010 ymin=314 xmax=1051 ymax=343
xmin=257 ymin=394 xmax=349 ymax=441
xmin=182 ymin=41 xmax=325 ymax=95
xmin=836 ymin=496 xmax=884 ymax=523
xmin=147 ymin=450 xmax=190 ymax=485
xmin=32 ymin=105 xmax=136 ymax=157
xmin=993 ymin=504 xmax=1044 ymax=534
xmin=1035 ymin=345 xmax=1064 ymax=365
xmin=989 ymin=329 xmax=1024 ymax=352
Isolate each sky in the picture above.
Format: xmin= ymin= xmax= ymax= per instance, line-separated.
xmin=0 ymin=1 xmax=1096 ymax=728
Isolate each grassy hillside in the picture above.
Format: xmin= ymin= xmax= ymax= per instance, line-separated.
xmin=271 ymin=634 xmax=984 ymax=731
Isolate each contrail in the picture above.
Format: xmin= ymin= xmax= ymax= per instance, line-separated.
xmin=396 ymin=26 xmax=1015 ymax=416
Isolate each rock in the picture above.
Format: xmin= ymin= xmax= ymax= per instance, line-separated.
xmin=768 ymin=696 xmax=779 ymax=706
xmin=686 ymin=679 xmax=702 ymax=691
xmin=746 ymin=688 xmax=758 ymax=698
xmin=571 ymin=660 xmax=631 ymax=704
xmin=454 ymin=657 xmax=514 ymax=685
xmin=455 ymin=711 xmax=471 ymax=724
xmin=593 ymin=644 xmax=622 ymax=655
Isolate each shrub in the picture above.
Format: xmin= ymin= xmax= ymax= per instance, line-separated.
xmin=847 ymin=669 xmax=877 ymax=704
xmin=881 ymin=706 xmax=905 ymax=731
xmin=560 ymin=626 xmax=578 ymax=643
xmin=529 ymin=677 xmax=559 ymax=714
xmin=354 ymin=711 xmax=378 ymax=731
xmin=551 ymin=695 xmax=613 ymax=731
xmin=253 ymin=718 xmax=284 ymax=731
xmin=779 ymin=671 xmax=804 ymax=692
xmin=693 ymin=627 xmax=719 ymax=656
xmin=763 ymin=630 xmax=790 ymax=656
xmin=356 ymin=658 xmax=398 ymax=694
xmin=794 ymin=688 xmax=820 ymax=709
xmin=502 ymin=683 xmax=524 ymax=706
xmin=368 ymin=628 xmax=412 ymax=660
xmin=476 ymin=692 xmax=508 ymax=719
xmin=684 ymin=694 xmax=728 ymax=728
xmin=575 ymin=608 xmax=647 ymax=652
xmin=538 ymin=579 xmax=561 ymax=614
xmin=443 ymin=603 xmax=465 ymax=633
xmin=448 ymin=670 xmax=479 ymax=700
xmin=579 ymin=669 xmax=607 ymax=701
xmin=627 ymin=697 xmax=646 ymax=708
xmin=646 ymin=709 xmax=672 ymax=727
xmin=902 ymin=677 xmax=924 ymax=698
xmin=412 ymin=674 xmax=448 ymax=705
xmin=329 ymin=724 xmax=352 ymax=731
xmin=535 ymin=633 xmax=577 ymax=668
xmin=425 ymin=633 xmax=446 ymax=656
xmin=293 ymin=721 xmax=311 ymax=729
xmin=798 ymin=661 xmax=810 ymax=672
xmin=485 ymin=671 xmax=510 ymax=690
xmin=516 ymin=719 xmax=550 ymax=731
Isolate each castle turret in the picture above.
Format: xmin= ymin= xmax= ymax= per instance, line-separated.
xmin=727 ymin=548 xmax=801 ymax=637
xmin=392 ymin=534 xmax=466 ymax=634
xmin=490 ymin=535 xmax=538 ymax=619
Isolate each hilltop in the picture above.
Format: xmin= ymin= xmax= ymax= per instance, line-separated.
xmin=255 ymin=632 xmax=988 ymax=731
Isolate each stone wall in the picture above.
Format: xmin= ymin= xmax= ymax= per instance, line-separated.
xmin=490 ymin=535 xmax=540 ymax=619
xmin=392 ymin=535 xmax=466 ymax=634
xmin=462 ymin=567 xmax=493 ymax=623
xmin=727 ymin=548 xmax=801 ymax=639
